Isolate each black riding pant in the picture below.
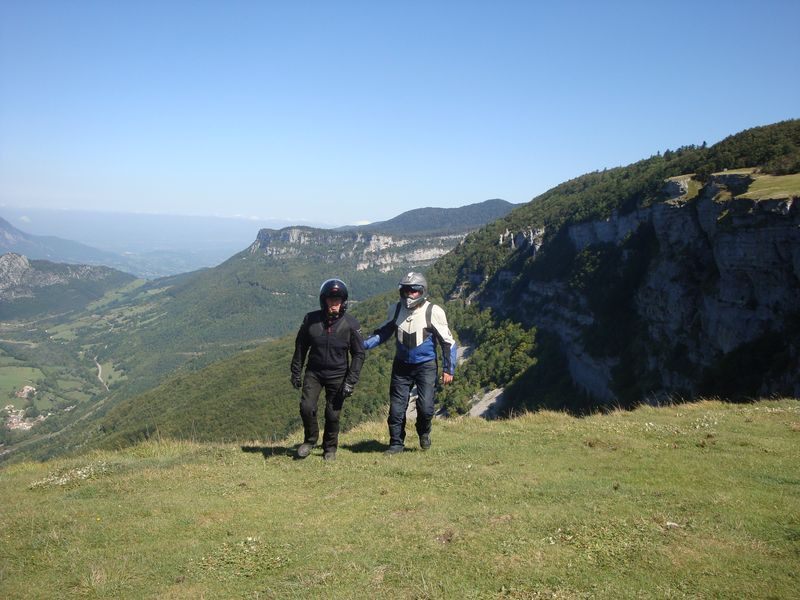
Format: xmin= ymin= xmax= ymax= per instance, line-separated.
xmin=387 ymin=359 xmax=437 ymax=449
xmin=300 ymin=370 xmax=345 ymax=452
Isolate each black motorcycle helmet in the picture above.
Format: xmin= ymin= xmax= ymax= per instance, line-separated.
xmin=319 ymin=278 xmax=349 ymax=314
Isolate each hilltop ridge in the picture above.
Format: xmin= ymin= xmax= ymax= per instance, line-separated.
xmin=342 ymin=198 xmax=519 ymax=235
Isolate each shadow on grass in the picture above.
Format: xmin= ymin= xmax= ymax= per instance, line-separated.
xmin=240 ymin=444 xmax=304 ymax=460
xmin=242 ymin=439 xmax=405 ymax=458
xmin=340 ymin=439 xmax=389 ymax=453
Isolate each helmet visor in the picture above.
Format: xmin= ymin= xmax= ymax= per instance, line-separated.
xmin=399 ymin=285 xmax=424 ymax=296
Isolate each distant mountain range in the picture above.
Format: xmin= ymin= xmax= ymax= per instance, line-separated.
xmin=0 ymin=214 xmax=252 ymax=279
xmin=0 ymin=200 xmax=519 ymax=278
xmin=342 ymin=199 xmax=519 ymax=235
xmin=0 ymin=216 xmax=124 ymax=268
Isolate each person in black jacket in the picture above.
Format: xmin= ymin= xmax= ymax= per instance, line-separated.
xmin=290 ymin=279 xmax=365 ymax=461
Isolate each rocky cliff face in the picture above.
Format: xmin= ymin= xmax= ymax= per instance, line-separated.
xmin=479 ymin=174 xmax=800 ymax=402
xmin=248 ymin=227 xmax=465 ymax=273
xmin=0 ymin=253 xmax=122 ymax=301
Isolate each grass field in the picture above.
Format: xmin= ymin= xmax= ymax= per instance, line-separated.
xmin=85 ymin=280 xmax=147 ymax=311
xmin=741 ymin=172 xmax=800 ymax=200
xmin=0 ymin=355 xmax=26 ymax=367
xmin=1 ymin=399 xmax=798 ymax=598
xmin=99 ymin=359 xmax=127 ymax=386
xmin=0 ymin=366 xmax=44 ymax=407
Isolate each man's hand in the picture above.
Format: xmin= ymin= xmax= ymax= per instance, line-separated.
xmin=332 ymin=383 xmax=353 ymax=411
xmin=291 ymin=375 xmax=302 ymax=389
xmin=442 ymin=373 xmax=453 ymax=385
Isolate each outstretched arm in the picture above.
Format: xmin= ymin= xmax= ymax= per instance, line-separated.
xmin=363 ymin=303 xmax=400 ymax=350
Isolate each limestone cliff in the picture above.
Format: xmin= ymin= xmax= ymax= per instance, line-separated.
xmin=474 ymin=173 xmax=800 ymax=402
xmin=248 ymin=226 xmax=465 ymax=273
xmin=0 ymin=253 xmax=127 ymax=300
xmin=0 ymin=253 xmax=135 ymax=318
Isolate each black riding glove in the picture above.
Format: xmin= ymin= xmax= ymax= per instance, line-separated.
xmin=291 ymin=375 xmax=302 ymax=389
xmin=341 ymin=383 xmax=354 ymax=398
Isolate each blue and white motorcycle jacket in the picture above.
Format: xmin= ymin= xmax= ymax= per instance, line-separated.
xmin=363 ymin=300 xmax=457 ymax=375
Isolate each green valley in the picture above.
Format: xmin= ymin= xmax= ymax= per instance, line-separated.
xmin=1 ymin=201 xmax=515 ymax=460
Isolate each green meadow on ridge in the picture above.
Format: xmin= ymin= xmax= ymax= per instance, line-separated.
xmin=1 ymin=398 xmax=797 ymax=598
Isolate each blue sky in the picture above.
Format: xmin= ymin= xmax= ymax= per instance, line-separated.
xmin=1 ymin=1 xmax=798 ymax=227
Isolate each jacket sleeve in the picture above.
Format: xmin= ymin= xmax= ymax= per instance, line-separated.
xmin=363 ymin=303 xmax=399 ymax=350
xmin=290 ymin=314 xmax=310 ymax=378
xmin=345 ymin=316 xmax=366 ymax=386
xmin=430 ymin=304 xmax=457 ymax=376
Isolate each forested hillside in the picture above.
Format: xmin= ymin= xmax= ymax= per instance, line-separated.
xmin=344 ymin=198 xmax=518 ymax=235
xmin=430 ymin=120 xmax=800 ymax=291
xmin=1 ymin=201 xmax=509 ymax=461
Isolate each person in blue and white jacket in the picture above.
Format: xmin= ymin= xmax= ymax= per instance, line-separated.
xmin=364 ymin=272 xmax=456 ymax=454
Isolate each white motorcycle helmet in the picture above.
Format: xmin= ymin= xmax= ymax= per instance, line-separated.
xmin=398 ymin=272 xmax=428 ymax=309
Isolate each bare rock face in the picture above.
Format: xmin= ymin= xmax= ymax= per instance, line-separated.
xmin=0 ymin=253 xmax=35 ymax=299
xmin=662 ymin=177 xmax=689 ymax=199
xmin=248 ymin=226 xmax=464 ymax=273
xmin=0 ymin=252 xmax=117 ymax=301
xmin=636 ymin=194 xmax=799 ymax=397
xmin=483 ymin=175 xmax=800 ymax=403
xmin=0 ymin=252 xmax=31 ymax=284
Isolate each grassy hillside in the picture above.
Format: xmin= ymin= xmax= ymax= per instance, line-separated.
xmin=1 ymin=399 xmax=797 ymax=598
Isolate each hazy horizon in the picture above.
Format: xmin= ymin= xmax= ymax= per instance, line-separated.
xmin=0 ymin=205 xmax=330 ymax=255
xmin=2 ymin=1 xmax=798 ymax=225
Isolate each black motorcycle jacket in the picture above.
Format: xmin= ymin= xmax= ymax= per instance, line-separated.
xmin=291 ymin=310 xmax=366 ymax=385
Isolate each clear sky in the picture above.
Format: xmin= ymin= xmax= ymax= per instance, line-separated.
xmin=1 ymin=1 xmax=798 ymax=227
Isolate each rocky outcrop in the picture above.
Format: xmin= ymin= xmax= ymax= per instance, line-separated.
xmin=662 ymin=176 xmax=690 ymax=199
xmin=248 ymin=226 xmax=464 ymax=272
xmin=0 ymin=253 xmax=120 ymax=301
xmin=482 ymin=174 xmax=800 ymax=402
xmin=0 ymin=253 xmax=31 ymax=294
